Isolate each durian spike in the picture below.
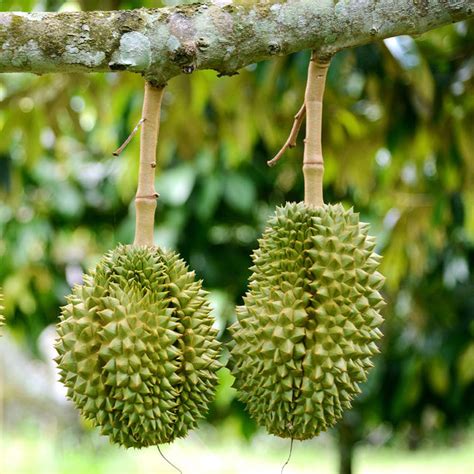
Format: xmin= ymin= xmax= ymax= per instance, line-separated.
xmin=303 ymin=54 xmax=330 ymax=208
xmin=134 ymin=82 xmax=165 ymax=247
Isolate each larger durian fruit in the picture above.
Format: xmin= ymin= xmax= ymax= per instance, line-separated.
xmin=55 ymin=244 xmax=221 ymax=448
xmin=230 ymin=202 xmax=384 ymax=440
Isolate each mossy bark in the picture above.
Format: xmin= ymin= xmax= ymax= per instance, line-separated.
xmin=0 ymin=1 xmax=472 ymax=85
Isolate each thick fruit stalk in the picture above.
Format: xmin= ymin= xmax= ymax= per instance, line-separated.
xmin=134 ymin=82 xmax=164 ymax=247
xmin=303 ymin=56 xmax=329 ymax=208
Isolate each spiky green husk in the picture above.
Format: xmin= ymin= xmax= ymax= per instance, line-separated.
xmin=55 ymin=245 xmax=221 ymax=448
xmin=230 ymin=202 xmax=384 ymax=440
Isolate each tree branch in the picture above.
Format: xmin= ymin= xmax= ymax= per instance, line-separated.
xmin=0 ymin=1 xmax=472 ymax=85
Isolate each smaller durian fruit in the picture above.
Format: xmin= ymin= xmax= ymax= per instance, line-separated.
xmin=230 ymin=202 xmax=385 ymax=440
xmin=55 ymin=244 xmax=221 ymax=448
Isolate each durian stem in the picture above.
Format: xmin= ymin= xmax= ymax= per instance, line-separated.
xmin=303 ymin=54 xmax=330 ymax=208
xmin=134 ymin=82 xmax=165 ymax=247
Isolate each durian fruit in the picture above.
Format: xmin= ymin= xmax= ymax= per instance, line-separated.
xmin=55 ymin=244 xmax=221 ymax=448
xmin=229 ymin=202 xmax=384 ymax=440
xmin=56 ymin=82 xmax=221 ymax=449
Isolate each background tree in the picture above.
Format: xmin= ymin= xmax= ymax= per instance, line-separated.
xmin=0 ymin=1 xmax=473 ymax=474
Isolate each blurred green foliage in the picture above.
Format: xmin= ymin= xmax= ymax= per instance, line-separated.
xmin=0 ymin=0 xmax=473 ymax=462
xmin=4 ymin=424 xmax=474 ymax=474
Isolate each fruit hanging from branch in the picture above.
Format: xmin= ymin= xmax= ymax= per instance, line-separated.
xmin=229 ymin=54 xmax=385 ymax=440
xmin=54 ymin=82 xmax=221 ymax=448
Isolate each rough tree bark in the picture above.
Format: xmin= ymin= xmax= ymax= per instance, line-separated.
xmin=0 ymin=1 xmax=472 ymax=85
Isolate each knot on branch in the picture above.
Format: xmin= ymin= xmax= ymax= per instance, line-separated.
xmin=268 ymin=41 xmax=282 ymax=55
xmin=136 ymin=193 xmax=160 ymax=200
xmin=168 ymin=42 xmax=198 ymax=74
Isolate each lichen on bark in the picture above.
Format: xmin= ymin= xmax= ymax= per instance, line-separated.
xmin=0 ymin=0 xmax=472 ymax=84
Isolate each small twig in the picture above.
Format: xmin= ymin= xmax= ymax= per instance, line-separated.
xmin=112 ymin=117 xmax=146 ymax=156
xmin=267 ymin=103 xmax=306 ymax=167
xmin=157 ymin=445 xmax=182 ymax=474
xmin=280 ymin=437 xmax=294 ymax=474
